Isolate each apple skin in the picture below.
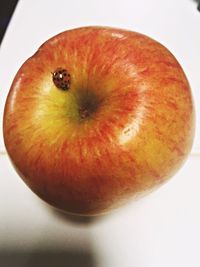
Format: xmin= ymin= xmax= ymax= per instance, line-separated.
xmin=3 ymin=26 xmax=195 ymax=215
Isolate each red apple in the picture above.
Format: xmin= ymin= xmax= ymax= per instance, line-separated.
xmin=3 ymin=27 xmax=195 ymax=215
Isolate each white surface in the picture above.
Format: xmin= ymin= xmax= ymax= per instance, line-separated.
xmin=0 ymin=0 xmax=200 ymax=266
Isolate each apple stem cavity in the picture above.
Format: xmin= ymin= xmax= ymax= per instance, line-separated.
xmin=76 ymin=89 xmax=101 ymax=121
xmin=79 ymin=107 xmax=90 ymax=119
xmin=52 ymin=68 xmax=71 ymax=90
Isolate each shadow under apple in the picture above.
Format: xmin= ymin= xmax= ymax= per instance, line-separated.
xmin=0 ymin=249 xmax=95 ymax=267
xmin=49 ymin=205 xmax=107 ymax=225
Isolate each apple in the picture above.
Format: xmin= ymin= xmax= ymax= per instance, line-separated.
xmin=3 ymin=26 xmax=195 ymax=215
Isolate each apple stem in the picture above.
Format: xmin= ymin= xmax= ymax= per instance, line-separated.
xmin=79 ymin=107 xmax=90 ymax=119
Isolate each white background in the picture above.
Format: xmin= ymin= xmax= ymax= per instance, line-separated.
xmin=0 ymin=0 xmax=200 ymax=266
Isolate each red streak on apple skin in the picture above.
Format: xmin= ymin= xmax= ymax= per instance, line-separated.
xmin=3 ymin=27 xmax=195 ymax=215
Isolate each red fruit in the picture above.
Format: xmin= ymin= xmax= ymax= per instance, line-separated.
xmin=3 ymin=27 xmax=195 ymax=215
